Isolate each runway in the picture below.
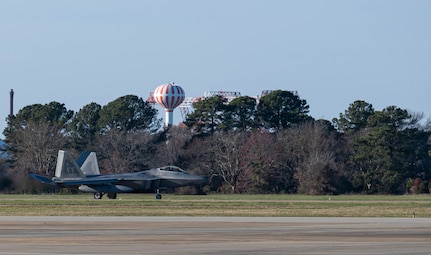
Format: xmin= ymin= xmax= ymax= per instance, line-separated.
xmin=0 ymin=216 xmax=430 ymax=254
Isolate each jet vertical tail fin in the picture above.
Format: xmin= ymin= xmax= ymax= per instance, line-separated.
xmin=76 ymin=151 xmax=100 ymax=176
xmin=54 ymin=150 xmax=86 ymax=180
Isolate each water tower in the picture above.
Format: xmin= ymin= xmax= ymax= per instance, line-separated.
xmin=153 ymin=83 xmax=185 ymax=127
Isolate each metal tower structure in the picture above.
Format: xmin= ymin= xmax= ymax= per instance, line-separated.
xmin=177 ymin=91 xmax=242 ymax=121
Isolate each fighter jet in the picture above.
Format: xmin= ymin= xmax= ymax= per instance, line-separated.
xmin=30 ymin=150 xmax=207 ymax=200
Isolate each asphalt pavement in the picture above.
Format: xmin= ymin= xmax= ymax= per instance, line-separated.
xmin=0 ymin=216 xmax=430 ymax=254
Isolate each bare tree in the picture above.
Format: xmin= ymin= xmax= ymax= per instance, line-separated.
xmin=209 ymin=132 xmax=249 ymax=193
xmin=181 ymin=135 xmax=215 ymax=192
xmin=97 ymin=129 xmax=154 ymax=174
xmin=281 ymin=121 xmax=343 ymax=195
xmin=6 ymin=121 xmax=69 ymax=192
xmin=244 ymin=131 xmax=293 ymax=193
xmin=153 ymin=125 xmax=193 ymax=166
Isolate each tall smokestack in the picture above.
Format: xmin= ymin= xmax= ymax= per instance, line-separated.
xmin=9 ymin=89 xmax=14 ymax=117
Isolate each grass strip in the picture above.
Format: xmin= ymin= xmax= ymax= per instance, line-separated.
xmin=0 ymin=194 xmax=429 ymax=217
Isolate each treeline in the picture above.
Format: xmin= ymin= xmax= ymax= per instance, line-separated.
xmin=1 ymin=91 xmax=430 ymax=195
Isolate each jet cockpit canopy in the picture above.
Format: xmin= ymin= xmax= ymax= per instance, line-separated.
xmin=159 ymin=166 xmax=187 ymax=173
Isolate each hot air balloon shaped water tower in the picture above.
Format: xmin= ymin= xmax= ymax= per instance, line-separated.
xmin=153 ymin=83 xmax=185 ymax=127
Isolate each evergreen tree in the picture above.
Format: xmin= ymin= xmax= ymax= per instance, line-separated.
xmin=226 ymin=96 xmax=258 ymax=132
xmin=256 ymin=90 xmax=310 ymax=130
xmin=333 ymin=100 xmax=374 ymax=132
xmin=98 ymin=95 xmax=161 ymax=133
xmin=185 ymin=95 xmax=228 ymax=135
xmin=68 ymin=102 xmax=101 ymax=150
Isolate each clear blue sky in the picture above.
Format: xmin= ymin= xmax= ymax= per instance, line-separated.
xmin=1 ymin=0 xmax=430 ymax=138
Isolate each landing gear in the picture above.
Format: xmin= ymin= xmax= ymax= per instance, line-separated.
xmin=93 ymin=192 xmax=103 ymax=199
xmin=107 ymin=193 xmax=117 ymax=199
xmin=156 ymin=189 xmax=162 ymax=200
xmin=93 ymin=192 xmax=117 ymax=199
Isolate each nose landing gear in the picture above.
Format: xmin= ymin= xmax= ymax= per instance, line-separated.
xmin=156 ymin=189 xmax=162 ymax=200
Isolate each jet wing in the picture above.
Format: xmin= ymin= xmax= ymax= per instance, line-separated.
xmin=30 ymin=173 xmax=120 ymax=186
xmin=54 ymin=178 xmax=121 ymax=186
xmin=31 ymin=172 xmax=161 ymax=186
xmin=56 ymin=174 xmax=161 ymax=186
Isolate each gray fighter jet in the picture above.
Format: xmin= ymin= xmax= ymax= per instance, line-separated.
xmin=30 ymin=150 xmax=207 ymax=199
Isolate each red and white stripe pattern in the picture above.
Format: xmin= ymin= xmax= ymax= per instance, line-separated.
xmin=153 ymin=83 xmax=185 ymax=112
